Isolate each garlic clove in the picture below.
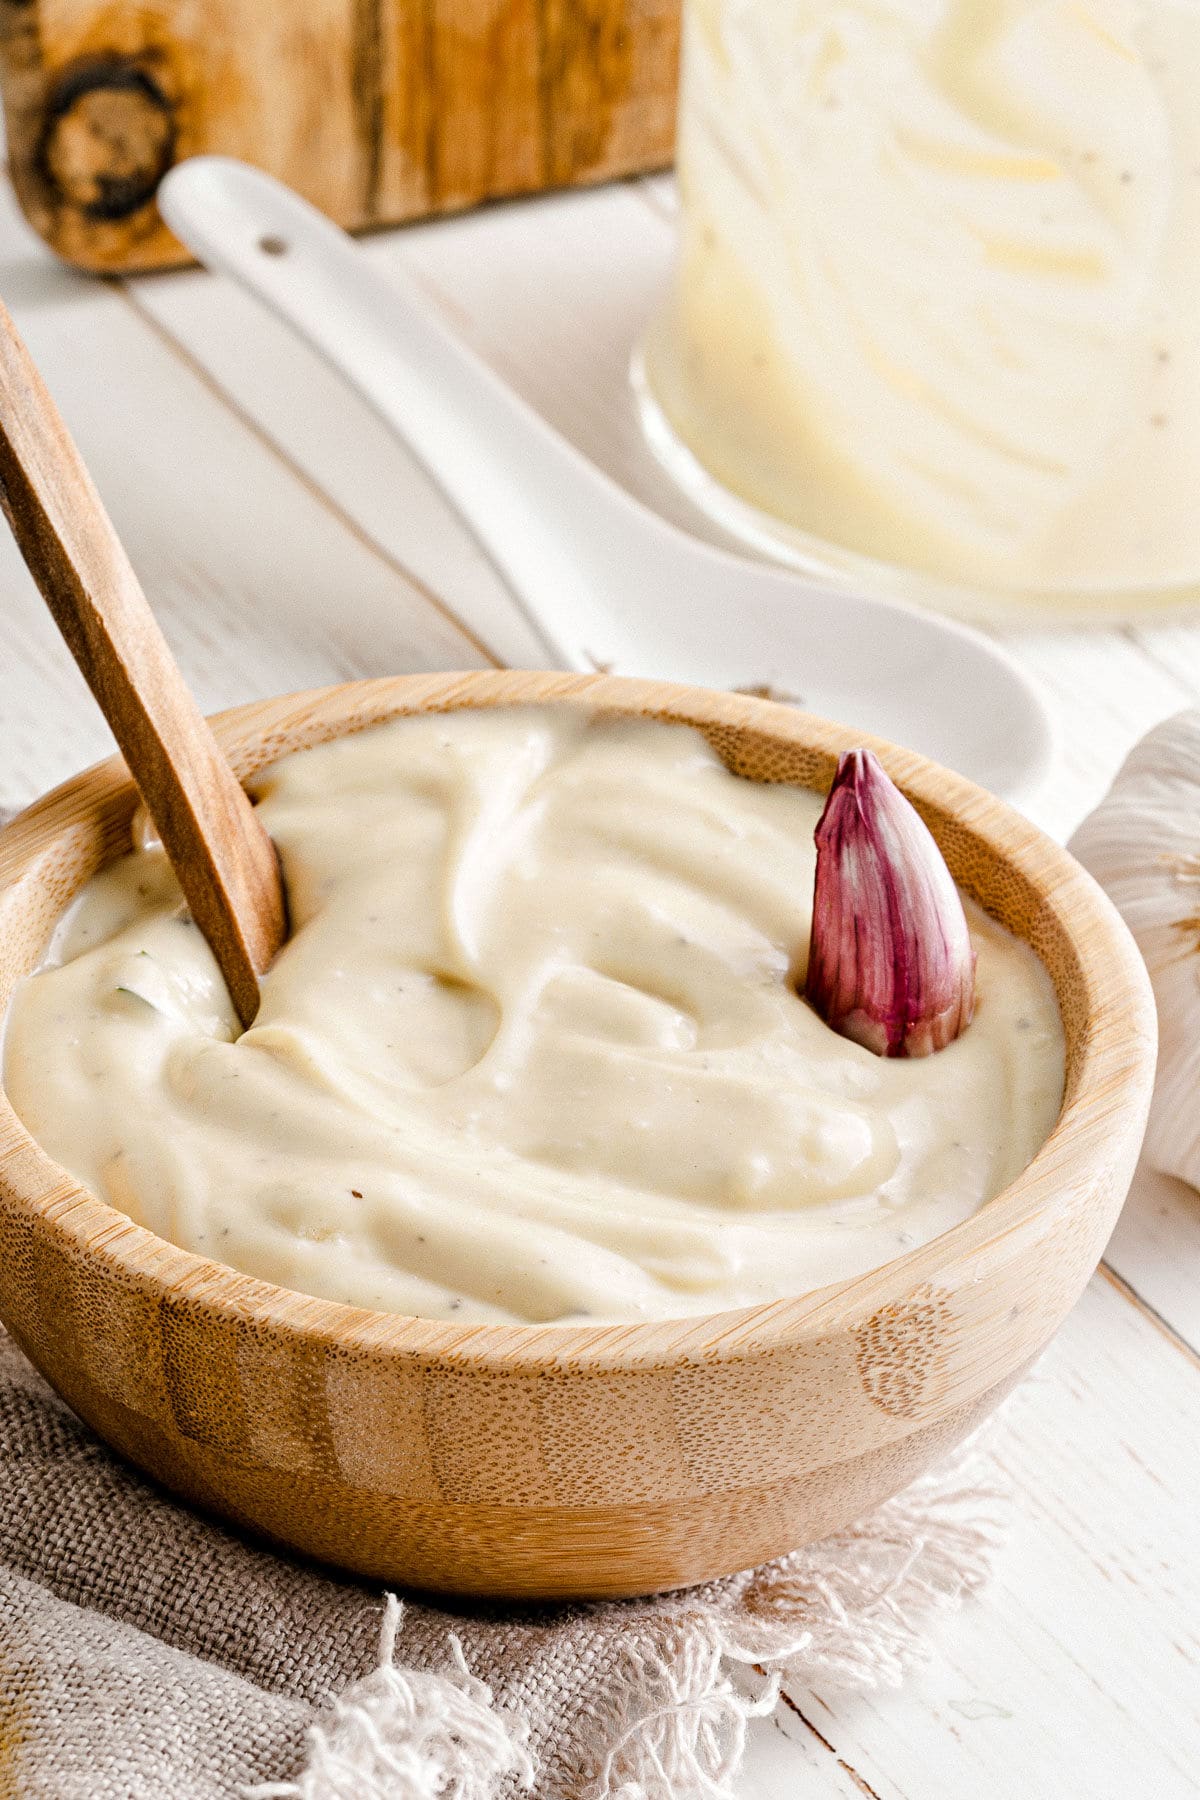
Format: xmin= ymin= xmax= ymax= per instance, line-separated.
xmin=805 ymin=748 xmax=976 ymax=1058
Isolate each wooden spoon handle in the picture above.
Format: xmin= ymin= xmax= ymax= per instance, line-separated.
xmin=0 ymin=295 xmax=284 ymax=1027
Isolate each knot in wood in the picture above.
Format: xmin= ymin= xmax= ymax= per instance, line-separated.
xmin=40 ymin=60 xmax=175 ymax=220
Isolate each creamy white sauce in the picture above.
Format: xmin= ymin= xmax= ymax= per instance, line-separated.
xmin=645 ymin=0 xmax=1200 ymax=599
xmin=3 ymin=711 xmax=1064 ymax=1324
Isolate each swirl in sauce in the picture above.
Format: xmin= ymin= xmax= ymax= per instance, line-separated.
xmin=3 ymin=711 xmax=1064 ymax=1323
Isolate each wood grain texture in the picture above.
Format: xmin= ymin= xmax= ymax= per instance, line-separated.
xmin=0 ymin=292 xmax=284 ymax=1026
xmin=0 ymin=0 xmax=680 ymax=273
xmin=0 ymin=672 xmax=1157 ymax=1597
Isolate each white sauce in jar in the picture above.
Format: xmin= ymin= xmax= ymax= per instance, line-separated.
xmin=645 ymin=0 xmax=1200 ymax=601
xmin=3 ymin=711 xmax=1064 ymax=1324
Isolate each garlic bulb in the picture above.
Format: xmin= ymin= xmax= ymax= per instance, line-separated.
xmin=1070 ymin=709 xmax=1200 ymax=1186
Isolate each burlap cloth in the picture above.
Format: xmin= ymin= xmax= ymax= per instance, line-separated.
xmin=0 ymin=1325 xmax=1007 ymax=1800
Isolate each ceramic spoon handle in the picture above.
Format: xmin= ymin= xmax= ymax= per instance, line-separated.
xmin=159 ymin=157 xmax=668 ymax=673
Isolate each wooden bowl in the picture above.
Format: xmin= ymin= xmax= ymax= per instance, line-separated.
xmin=0 ymin=673 xmax=1156 ymax=1598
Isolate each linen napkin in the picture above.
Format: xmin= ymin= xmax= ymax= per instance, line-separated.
xmin=0 ymin=1328 xmax=1005 ymax=1800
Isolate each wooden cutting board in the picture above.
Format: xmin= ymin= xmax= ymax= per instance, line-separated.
xmin=0 ymin=0 xmax=679 ymax=273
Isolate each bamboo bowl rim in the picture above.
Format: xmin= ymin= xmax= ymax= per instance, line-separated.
xmin=0 ymin=672 xmax=1156 ymax=1373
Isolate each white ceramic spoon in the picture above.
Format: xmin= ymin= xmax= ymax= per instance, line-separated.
xmin=159 ymin=156 xmax=1055 ymax=802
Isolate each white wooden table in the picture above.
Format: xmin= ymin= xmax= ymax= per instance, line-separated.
xmin=0 ymin=164 xmax=1197 ymax=1799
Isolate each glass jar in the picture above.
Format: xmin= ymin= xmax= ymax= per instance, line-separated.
xmin=637 ymin=0 xmax=1200 ymax=619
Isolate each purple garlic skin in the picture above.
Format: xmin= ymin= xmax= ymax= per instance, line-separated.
xmin=805 ymin=749 xmax=976 ymax=1058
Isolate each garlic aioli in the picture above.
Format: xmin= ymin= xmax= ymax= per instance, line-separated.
xmin=3 ymin=711 xmax=1064 ymax=1324
xmin=644 ymin=0 xmax=1200 ymax=601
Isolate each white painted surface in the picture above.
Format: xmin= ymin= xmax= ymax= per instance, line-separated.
xmin=0 ymin=167 xmax=1197 ymax=1796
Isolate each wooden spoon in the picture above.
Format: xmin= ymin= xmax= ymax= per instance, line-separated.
xmin=0 ymin=295 xmax=285 ymax=1027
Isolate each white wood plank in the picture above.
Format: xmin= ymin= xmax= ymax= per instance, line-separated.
xmin=0 ymin=181 xmax=488 ymax=810
xmin=1126 ymin=621 xmax=1200 ymax=701
xmin=634 ymin=171 xmax=680 ymax=220
xmin=737 ymin=1675 xmax=868 ymax=1799
xmin=988 ymin=626 xmax=1193 ymax=842
xmin=762 ymin=1274 xmax=1200 ymax=1800
xmin=1105 ymin=1163 xmax=1200 ymax=1354
xmin=120 ymin=278 xmax=546 ymax=671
